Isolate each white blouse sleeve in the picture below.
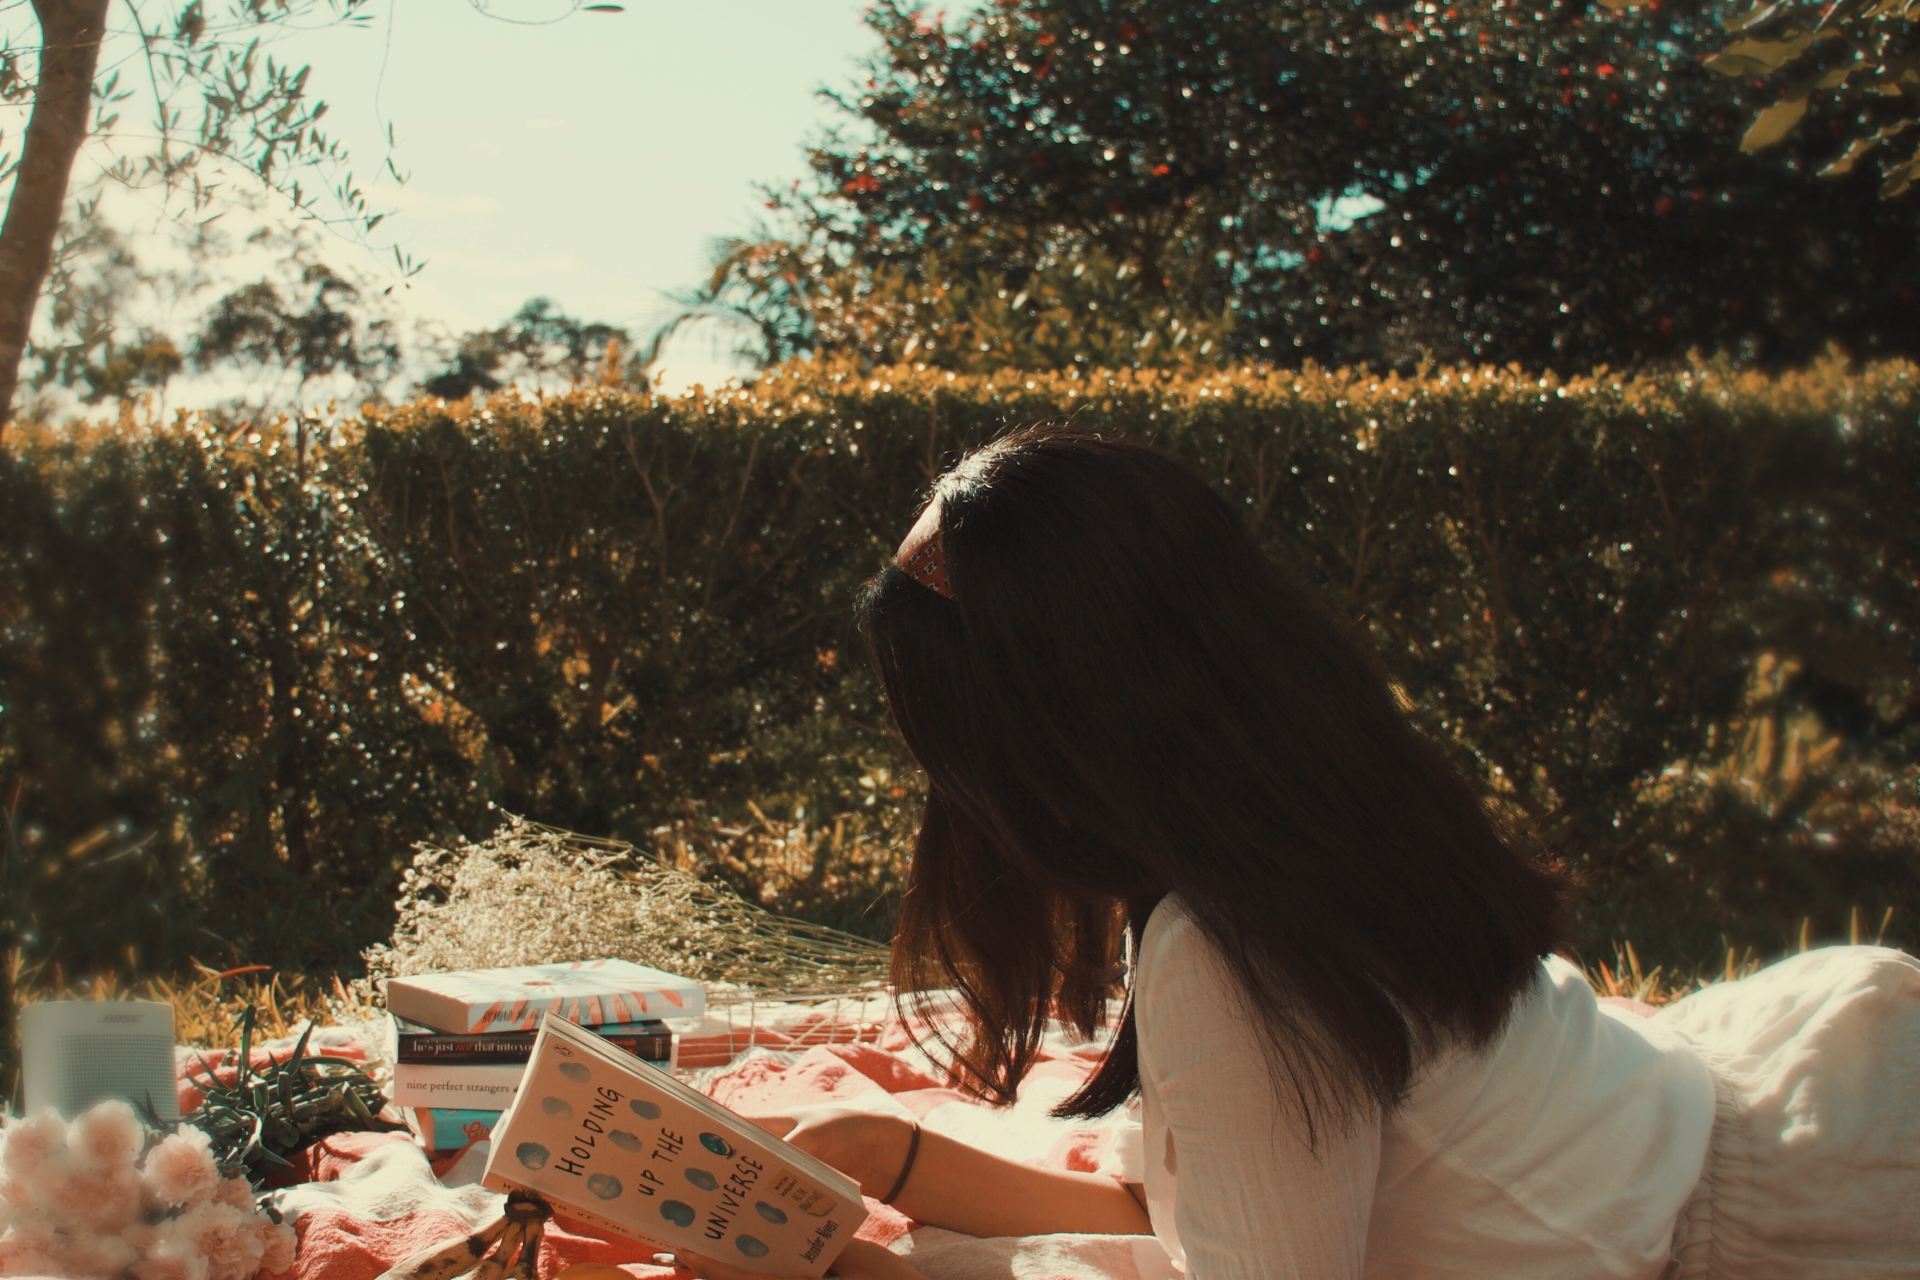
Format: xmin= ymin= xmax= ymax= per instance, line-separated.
xmin=1134 ymin=900 xmax=1381 ymax=1280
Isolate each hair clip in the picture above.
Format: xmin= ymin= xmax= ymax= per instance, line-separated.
xmin=893 ymin=501 xmax=955 ymax=599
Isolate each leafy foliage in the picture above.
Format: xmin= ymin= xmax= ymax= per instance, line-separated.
xmin=1684 ymin=0 xmax=1920 ymax=199
xmin=0 ymin=1 xmax=626 ymax=424
xmin=169 ymin=1007 xmax=390 ymax=1183
xmin=420 ymin=297 xmax=650 ymax=399
xmin=688 ymin=0 xmax=1919 ymax=372
xmin=5 ymin=361 xmax=1918 ymax=986
xmin=671 ymin=241 xmax=1234 ymax=372
xmin=193 ymin=259 xmax=402 ymax=403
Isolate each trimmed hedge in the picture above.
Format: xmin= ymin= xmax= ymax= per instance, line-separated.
xmin=3 ymin=358 xmax=1917 ymax=980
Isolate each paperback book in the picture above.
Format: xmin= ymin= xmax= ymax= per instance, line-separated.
xmin=389 ymin=1064 xmax=531 ymax=1110
xmin=403 ymin=1106 xmax=503 ymax=1152
xmin=387 ymin=958 xmax=705 ymax=1034
xmin=392 ymin=1014 xmax=673 ymax=1064
xmin=390 ymin=1037 xmax=674 ymax=1109
xmin=482 ymin=1014 xmax=866 ymax=1277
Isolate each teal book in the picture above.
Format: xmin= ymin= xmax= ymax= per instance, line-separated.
xmin=403 ymin=1105 xmax=503 ymax=1151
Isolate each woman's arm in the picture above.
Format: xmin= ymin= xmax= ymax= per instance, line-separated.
xmin=859 ymin=1112 xmax=1152 ymax=1238
xmin=759 ymin=1105 xmax=1152 ymax=1238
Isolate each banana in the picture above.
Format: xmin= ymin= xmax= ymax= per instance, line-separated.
xmin=469 ymin=1219 xmax=528 ymax=1280
xmin=373 ymin=1215 xmax=509 ymax=1280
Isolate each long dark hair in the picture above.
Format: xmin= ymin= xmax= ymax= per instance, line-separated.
xmin=854 ymin=423 xmax=1565 ymax=1141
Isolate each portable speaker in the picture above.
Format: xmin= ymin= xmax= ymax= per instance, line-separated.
xmin=21 ymin=999 xmax=181 ymax=1123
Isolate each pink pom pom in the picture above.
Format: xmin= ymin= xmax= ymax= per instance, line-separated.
xmin=258 ymin=1221 xmax=299 ymax=1276
xmin=68 ymin=1098 xmax=147 ymax=1172
xmin=0 ymin=1222 xmax=62 ymax=1276
xmin=54 ymin=1230 xmax=141 ymax=1277
xmin=214 ymin=1172 xmax=258 ymax=1212
xmin=24 ymin=1148 xmax=83 ymax=1226
xmin=132 ymin=1233 xmax=213 ymax=1280
xmin=175 ymin=1198 xmax=244 ymax=1248
xmin=210 ymin=1219 xmax=268 ymax=1280
xmin=0 ymin=1110 xmax=68 ymax=1183
xmin=141 ymin=1126 xmax=221 ymax=1208
xmin=66 ymin=1166 xmax=147 ymax=1235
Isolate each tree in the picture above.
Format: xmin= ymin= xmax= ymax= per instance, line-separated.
xmin=1306 ymin=0 xmax=1920 ymax=367
xmin=29 ymin=216 xmax=179 ymax=406
xmin=672 ymin=237 xmax=1235 ymax=373
xmin=696 ymin=0 xmax=1919 ymax=374
xmin=191 ymin=235 xmax=403 ymax=410
xmin=0 ymin=0 xmax=113 ymax=428
xmin=0 ymin=1 xmax=624 ymax=428
xmin=0 ymin=0 xmax=393 ymax=426
xmin=420 ymin=296 xmax=643 ymax=398
xmin=76 ymin=332 xmax=185 ymax=405
xmin=1664 ymin=0 xmax=1920 ymax=200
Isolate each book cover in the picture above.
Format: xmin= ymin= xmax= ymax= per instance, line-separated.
xmin=390 ymin=1013 xmax=674 ymax=1065
xmin=403 ymin=1106 xmax=503 ymax=1151
xmin=482 ymin=1014 xmax=865 ymax=1277
xmin=387 ymin=958 xmax=705 ymax=1034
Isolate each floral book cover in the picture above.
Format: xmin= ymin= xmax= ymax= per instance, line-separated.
xmin=386 ymin=958 xmax=706 ymax=1033
xmin=481 ymin=1013 xmax=866 ymax=1276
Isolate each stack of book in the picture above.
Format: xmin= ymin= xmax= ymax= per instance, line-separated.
xmin=384 ymin=957 xmax=705 ymax=1152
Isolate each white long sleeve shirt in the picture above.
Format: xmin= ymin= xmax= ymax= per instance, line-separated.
xmin=1132 ymin=894 xmax=1715 ymax=1279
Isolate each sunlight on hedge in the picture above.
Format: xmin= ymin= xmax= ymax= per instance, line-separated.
xmin=4 ymin=355 xmax=1915 ymax=992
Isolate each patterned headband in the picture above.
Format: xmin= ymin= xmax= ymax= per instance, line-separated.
xmin=893 ymin=500 xmax=954 ymax=599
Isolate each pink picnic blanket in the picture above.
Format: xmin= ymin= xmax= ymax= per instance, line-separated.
xmin=176 ymin=1010 xmax=1177 ymax=1280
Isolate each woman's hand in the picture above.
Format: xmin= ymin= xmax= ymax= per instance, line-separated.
xmin=652 ymin=1238 xmax=924 ymax=1280
xmin=736 ymin=1103 xmax=916 ymax=1200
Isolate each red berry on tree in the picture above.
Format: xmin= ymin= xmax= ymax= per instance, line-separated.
xmin=1654 ymin=195 xmax=1676 ymax=218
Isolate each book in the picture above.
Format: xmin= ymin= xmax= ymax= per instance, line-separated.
xmin=483 ymin=1013 xmax=865 ymax=1277
xmin=390 ymin=1033 xmax=672 ymax=1109
xmin=390 ymin=1064 xmax=527 ymax=1110
xmin=386 ymin=958 xmax=706 ymax=1034
xmin=391 ymin=1013 xmax=673 ymax=1064
xmin=403 ymin=1106 xmax=503 ymax=1152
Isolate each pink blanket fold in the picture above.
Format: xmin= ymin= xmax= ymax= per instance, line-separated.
xmin=178 ymin=1018 xmax=1172 ymax=1280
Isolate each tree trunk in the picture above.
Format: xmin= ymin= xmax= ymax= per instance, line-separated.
xmin=0 ymin=0 xmax=112 ymax=430
xmin=1 ymin=782 xmax=26 ymax=1108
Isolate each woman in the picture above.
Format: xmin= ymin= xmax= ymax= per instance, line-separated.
xmin=668 ymin=424 xmax=1920 ymax=1280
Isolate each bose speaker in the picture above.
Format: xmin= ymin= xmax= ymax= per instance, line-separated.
xmin=22 ymin=999 xmax=181 ymax=1123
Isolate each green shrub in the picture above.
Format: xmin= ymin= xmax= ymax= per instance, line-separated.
xmin=2 ymin=357 xmax=1915 ymax=981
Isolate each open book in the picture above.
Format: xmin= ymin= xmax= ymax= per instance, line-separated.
xmin=481 ymin=1013 xmax=867 ymax=1276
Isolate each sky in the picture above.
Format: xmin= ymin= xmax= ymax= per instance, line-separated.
xmin=67 ymin=0 xmax=882 ymax=396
